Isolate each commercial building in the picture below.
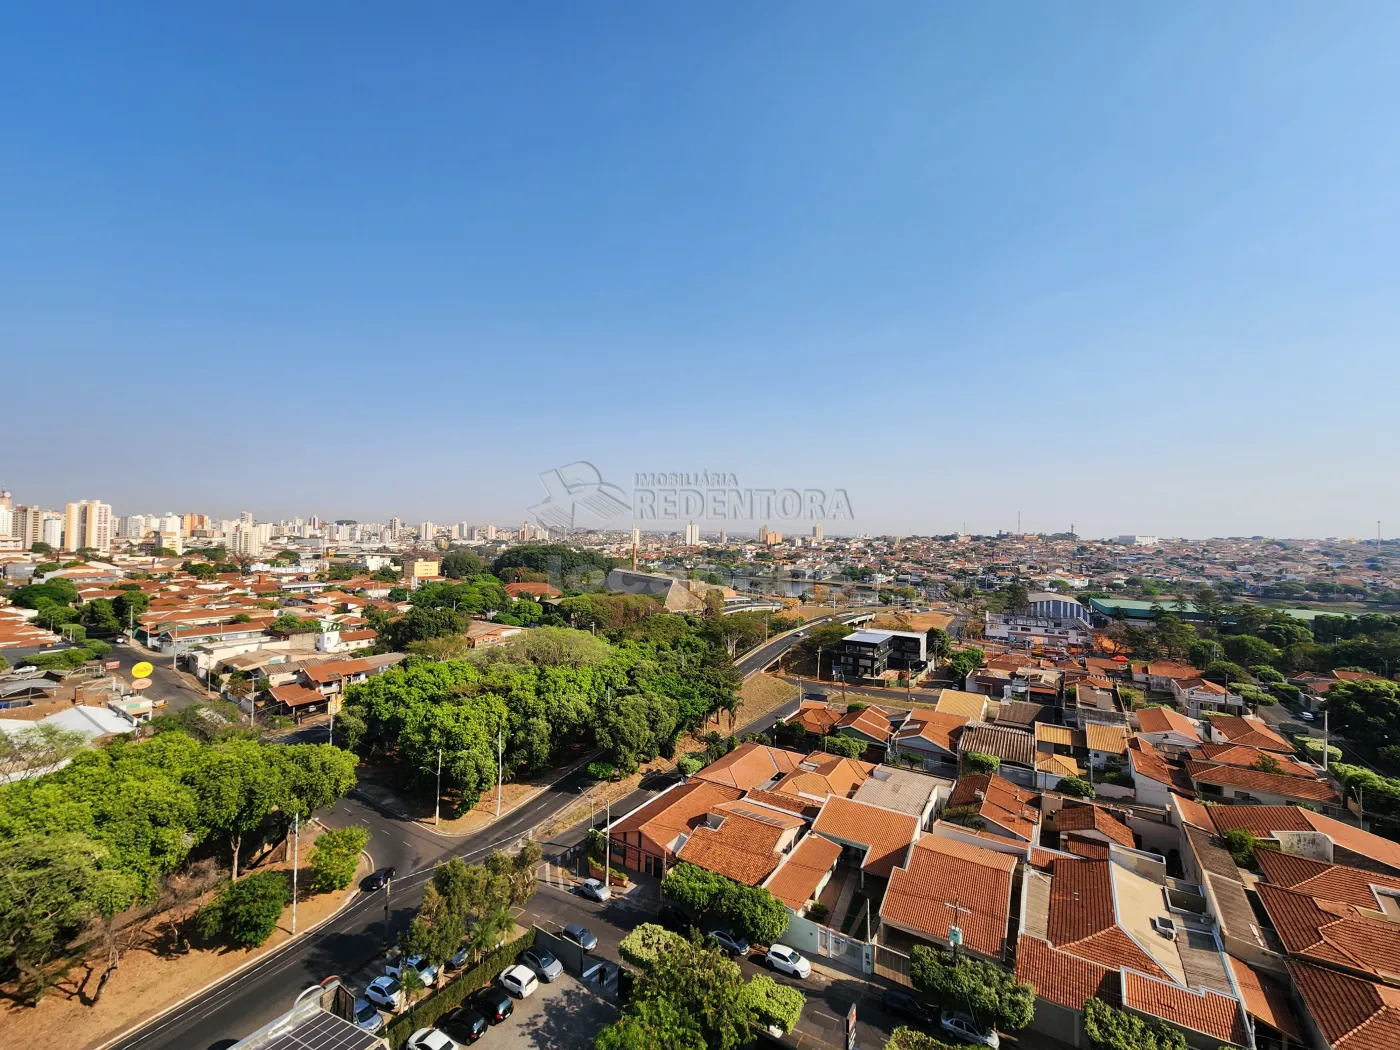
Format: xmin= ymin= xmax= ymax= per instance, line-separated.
xmin=62 ymin=499 xmax=112 ymax=552
xmin=832 ymin=629 xmax=927 ymax=681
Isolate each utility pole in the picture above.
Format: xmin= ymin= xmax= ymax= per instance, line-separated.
xmin=943 ymin=896 xmax=972 ymax=961
xmin=328 ymin=701 xmax=334 ymax=748
xmin=496 ymin=729 xmax=504 ymax=819
xmin=291 ymin=813 xmax=299 ymax=933
xmin=383 ymin=873 xmax=392 ymax=954
xmin=1355 ymin=784 xmax=1365 ymax=831
xmin=435 ymin=748 xmax=443 ymax=826
xmin=1322 ymin=711 xmax=1330 ymax=773
xmin=604 ymin=798 xmax=611 ymax=889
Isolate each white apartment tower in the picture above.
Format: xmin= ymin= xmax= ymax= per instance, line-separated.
xmin=684 ymin=521 xmax=700 ymax=546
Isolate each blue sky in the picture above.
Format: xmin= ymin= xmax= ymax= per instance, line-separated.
xmin=4 ymin=4 xmax=1399 ymax=538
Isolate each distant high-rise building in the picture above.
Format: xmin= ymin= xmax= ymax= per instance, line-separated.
xmin=519 ymin=522 xmax=534 ymax=542
xmin=812 ymin=523 xmax=823 ymax=541
xmin=758 ymin=524 xmax=770 ymax=545
xmin=41 ymin=516 xmax=63 ymax=549
xmin=419 ymin=521 xmax=435 ymax=542
xmin=719 ymin=529 xmax=727 ymax=544
xmin=0 ymin=506 xmax=11 ymax=537
xmin=0 ymin=488 xmax=11 ymax=512
xmin=63 ymin=500 xmax=112 ymax=552
xmin=684 ymin=521 xmax=700 ymax=546
xmin=240 ymin=510 xmax=254 ymax=525
xmin=388 ymin=516 xmax=402 ymax=538
xmin=485 ymin=524 xmax=497 ymax=541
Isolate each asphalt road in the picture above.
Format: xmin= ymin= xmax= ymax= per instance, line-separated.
xmin=108 ymin=765 xmax=594 ymax=1050
xmin=734 ymin=608 xmax=879 ymax=678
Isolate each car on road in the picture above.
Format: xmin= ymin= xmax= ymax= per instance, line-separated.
xmin=707 ymin=928 xmax=750 ymax=957
xmin=362 ymin=975 xmax=404 ymax=1012
xmin=1300 ymin=711 xmax=1316 ymax=722
xmin=439 ymin=1005 xmax=489 ymax=1044
xmin=352 ymin=999 xmax=385 ymax=1033
xmin=364 ymin=866 xmax=396 ymax=891
xmin=475 ymin=986 xmax=515 ymax=1023
xmin=561 ymin=922 xmax=598 ymax=951
xmin=882 ymin=989 xmax=934 ymax=1027
xmin=519 ymin=946 xmax=564 ymax=982
xmin=764 ymin=944 xmax=811 ymax=978
xmin=577 ymin=878 xmax=612 ymax=902
xmin=386 ymin=953 xmax=440 ymax=988
xmin=499 ymin=964 xmax=539 ymax=999
xmin=656 ymin=904 xmax=695 ymax=934
xmin=406 ymin=1028 xmax=459 ymax=1050
xmin=940 ymin=1010 xmax=1000 ymax=1048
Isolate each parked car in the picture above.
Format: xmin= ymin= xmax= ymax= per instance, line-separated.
xmin=406 ymin=1028 xmax=459 ymax=1050
xmin=1300 ymin=711 xmax=1316 ymax=722
xmin=519 ymin=947 xmax=564 ymax=982
xmin=657 ymin=904 xmax=695 ymax=934
xmin=940 ymin=1010 xmax=1000 ymax=1048
xmin=707 ymin=929 xmax=750 ymax=957
xmin=499 ymin=964 xmax=539 ymax=999
xmin=475 ymin=986 xmax=515 ymax=1024
xmin=882 ymin=989 xmax=934 ymax=1027
xmin=362 ymin=976 xmax=404 ymax=1012
xmin=561 ymin=922 xmax=598 ymax=951
xmin=386 ymin=953 xmax=440 ymax=988
xmin=764 ymin=944 xmax=811 ymax=978
xmin=578 ymin=878 xmax=612 ymax=902
xmin=439 ymin=1005 xmax=489 ymax=1045
xmin=352 ymin=999 xmax=385 ymax=1033
xmin=446 ymin=942 xmax=472 ymax=971
xmin=364 ymin=867 xmax=396 ymax=891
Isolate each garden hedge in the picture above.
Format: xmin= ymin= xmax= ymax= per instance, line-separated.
xmin=384 ymin=929 xmax=535 ymax=1048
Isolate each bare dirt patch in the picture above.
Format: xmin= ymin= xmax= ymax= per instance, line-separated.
xmin=0 ymin=825 xmax=367 ymax=1050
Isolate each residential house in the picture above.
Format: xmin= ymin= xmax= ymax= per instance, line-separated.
xmin=676 ymin=801 xmax=805 ymax=886
xmin=891 ymin=710 xmax=968 ymax=774
xmin=1207 ymin=805 xmax=1400 ymax=878
xmin=1034 ymin=723 xmax=1087 ymax=790
xmin=1127 ymin=738 xmax=1196 ymax=808
xmin=1172 ymin=677 xmax=1244 ymax=718
xmin=810 ymin=795 xmax=919 ymax=888
xmin=1083 ymin=722 xmax=1129 ymax=771
xmin=944 ymin=774 xmax=1040 ymax=843
xmin=1137 ymin=661 xmax=1201 ymax=693
xmin=1286 ymin=961 xmax=1400 ymax=1050
xmin=1135 ymin=706 xmax=1203 ymax=751
xmin=852 ymin=766 xmax=949 ymax=829
xmin=1207 ymin=715 xmax=1294 ymax=754
xmin=832 ymin=705 xmax=893 ymax=754
xmin=958 ymin=723 xmax=1037 ymax=785
xmin=879 ymin=835 xmax=1018 ymax=962
xmin=609 ymin=779 xmax=744 ymax=877
xmin=762 ymin=834 xmax=843 ymax=917
xmin=934 ymin=688 xmax=990 ymax=723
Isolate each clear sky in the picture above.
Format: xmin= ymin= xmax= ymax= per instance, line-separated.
xmin=4 ymin=4 xmax=1399 ymax=539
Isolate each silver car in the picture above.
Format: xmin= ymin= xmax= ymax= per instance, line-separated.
xmin=519 ymin=946 xmax=564 ymax=982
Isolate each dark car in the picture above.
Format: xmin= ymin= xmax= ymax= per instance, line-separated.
xmin=440 ymin=1005 xmax=490 ymax=1044
xmin=475 ymin=986 xmax=514 ymax=1023
xmin=657 ymin=904 xmax=695 ymax=935
xmin=883 ymin=989 xmax=934 ymax=1027
xmin=364 ymin=867 xmax=396 ymax=891
xmin=561 ymin=922 xmax=598 ymax=951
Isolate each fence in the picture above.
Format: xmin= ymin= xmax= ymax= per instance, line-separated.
xmin=874 ymin=944 xmax=912 ymax=987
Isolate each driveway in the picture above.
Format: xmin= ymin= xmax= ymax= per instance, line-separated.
xmin=496 ymin=973 xmax=618 ymax=1050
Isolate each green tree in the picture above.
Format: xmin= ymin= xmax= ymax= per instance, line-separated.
xmin=1221 ymin=828 xmax=1260 ymax=868
xmin=1056 ymin=776 xmax=1095 ymax=798
xmin=717 ymin=881 xmax=789 ymax=945
xmin=1083 ymin=996 xmax=1186 ymax=1050
xmin=1222 ymin=635 xmax=1281 ymax=667
xmin=1001 ymin=583 xmax=1030 ymax=614
xmin=190 ymin=739 xmax=281 ymax=880
xmin=821 ymin=734 xmax=866 ymax=759
xmin=1202 ymin=661 xmax=1251 ymax=686
xmin=661 ymin=861 xmax=730 ymax=914
xmin=79 ymin=598 xmax=122 ymax=635
xmin=112 ymin=588 xmax=151 ymax=629
xmin=944 ymin=648 xmax=985 ymax=683
xmin=962 ymin=751 xmax=1000 ymax=775
xmin=886 ymin=1028 xmax=962 ymax=1050
xmin=401 ymin=883 xmax=467 ymax=969
xmin=619 ymin=922 xmax=687 ymax=970
xmin=29 ymin=541 xmax=54 ymax=555
xmin=308 ymin=825 xmax=370 ymax=893
xmin=909 ymin=947 xmax=1033 ymax=1033
xmin=744 ymin=974 xmax=805 ymax=1033
xmin=197 ymin=871 xmax=291 ymax=948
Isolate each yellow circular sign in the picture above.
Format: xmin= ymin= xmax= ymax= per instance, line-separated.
xmin=132 ymin=662 xmax=154 ymax=679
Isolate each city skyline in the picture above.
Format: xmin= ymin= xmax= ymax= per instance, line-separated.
xmin=4 ymin=6 xmax=1399 ymax=536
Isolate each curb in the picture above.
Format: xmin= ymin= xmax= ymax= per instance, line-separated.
xmin=91 ymin=858 xmax=370 ymax=1050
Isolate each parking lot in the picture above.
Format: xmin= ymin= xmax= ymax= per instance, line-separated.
xmin=496 ymin=972 xmax=619 ymax=1050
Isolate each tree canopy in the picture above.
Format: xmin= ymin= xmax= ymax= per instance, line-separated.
xmin=909 ymin=947 xmax=1033 ymax=1033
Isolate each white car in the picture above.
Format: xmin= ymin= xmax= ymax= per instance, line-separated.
xmin=386 ymin=953 xmax=440 ymax=988
xmin=941 ymin=1010 xmax=1000 ymax=1049
xmin=1299 ymin=711 xmax=1316 ymax=722
xmin=499 ymin=963 xmax=540 ymax=999
xmin=764 ymin=944 xmax=811 ymax=978
xmin=406 ymin=1028 xmax=460 ymax=1050
xmin=362 ymin=975 xmax=405 ymax=1012
xmin=578 ymin=878 xmax=612 ymax=902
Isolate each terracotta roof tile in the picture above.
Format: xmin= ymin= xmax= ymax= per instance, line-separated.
xmin=880 ymin=835 xmax=1016 ymax=958
xmin=1256 ymin=849 xmax=1400 ymax=911
xmin=948 ymin=774 xmax=1040 ymax=841
xmin=763 ymin=833 xmax=842 ymax=910
xmin=894 ymin=710 xmax=968 ymax=754
xmin=1083 ymin=722 xmax=1128 ymax=754
xmin=1135 ymin=706 xmax=1201 ymax=740
xmin=1170 ymin=792 xmax=1215 ymax=830
xmin=1051 ymin=804 xmax=1136 ymax=849
xmin=811 ymin=796 xmax=918 ymax=878
xmin=1121 ymin=970 xmax=1247 ymax=1045
xmin=1288 ymin=960 xmax=1400 ymax=1050
xmin=1189 ymin=742 xmax=1318 ymax=778
xmin=1256 ymin=882 xmax=1400 ymax=981
xmin=1014 ymin=936 xmax=1119 ymax=1011
xmin=1184 ymin=761 xmax=1339 ymax=804
xmin=693 ymin=742 xmax=805 ymax=792
xmin=676 ymin=810 xmax=787 ymax=886
xmin=612 ymin=780 xmax=743 ymax=850
xmin=1207 ymin=805 xmax=1312 ymax=838
xmin=1228 ymin=955 xmax=1301 ymax=1041
xmin=1208 ymin=715 xmax=1293 ymax=753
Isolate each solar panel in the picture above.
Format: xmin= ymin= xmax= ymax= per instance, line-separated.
xmin=258 ymin=1010 xmax=382 ymax=1050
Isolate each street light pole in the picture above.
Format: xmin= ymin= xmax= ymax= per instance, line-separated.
xmin=291 ymin=813 xmax=299 ymax=933
xmin=435 ymin=748 xmax=442 ymax=826
xmin=496 ymin=730 xmax=503 ymax=819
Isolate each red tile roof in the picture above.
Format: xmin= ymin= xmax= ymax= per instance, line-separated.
xmin=1288 ymin=960 xmax=1400 ymax=1050
xmin=1189 ymin=742 xmax=1318 ymax=778
xmin=1256 ymin=882 xmax=1400 ymax=982
xmin=1051 ymin=804 xmax=1136 ymax=849
xmin=1135 ymin=706 xmax=1201 ymax=741
xmin=763 ymin=834 xmax=842 ymax=911
xmin=1015 ymin=936 xmax=1119 ymax=1011
xmin=269 ymin=683 xmax=322 ymax=708
xmin=787 ymin=701 xmax=841 ymax=736
xmin=1184 ymin=761 xmax=1340 ymax=804
xmin=1121 ymin=970 xmax=1248 ymax=1045
xmin=811 ymin=796 xmax=918 ymax=878
xmin=694 ymin=742 xmax=805 ymax=792
xmin=836 ymin=706 xmax=892 ymax=742
xmin=894 ymin=710 xmax=968 ymax=754
xmin=612 ymin=780 xmax=743 ymax=851
xmin=1256 ymin=849 xmax=1400 ymax=911
xmin=1046 ymin=858 xmax=1172 ymax=980
xmin=880 ymin=835 xmax=1017 ymax=958
xmin=948 ymin=774 xmax=1040 ymax=841
xmin=1128 ymin=738 xmax=1195 ymax=794
xmin=676 ymin=811 xmax=788 ymax=886
xmin=1228 ymin=955 xmax=1301 ymax=1041
xmin=1207 ymin=714 xmax=1293 ymax=753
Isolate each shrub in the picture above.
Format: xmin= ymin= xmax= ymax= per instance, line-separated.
xmin=308 ymin=825 xmax=370 ymax=894
xmin=962 ymin=751 xmax=1000 ymax=775
xmin=1084 ymin=996 xmax=1186 ymax=1050
xmin=1221 ymin=827 xmax=1259 ymax=869
xmin=1098 ymin=768 xmax=1134 ymax=788
xmin=676 ymin=754 xmax=704 ymax=777
xmin=384 ymin=930 xmax=534 ymax=1048
xmin=1293 ymin=736 xmax=1341 ymax=764
xmin=618 ymin=923 xmax=686 ymax=971
xmin=887 ymin=1029 xmax=963 ymax=1050
xmin=1056 ymin=776 xmax=1095 ymax=798
xmin=744 ymin=974 xmax=805 ymax=1033
xmin=661 ymin=861 xmax=788 ymax=944
xmin=807 ymin=902 xmax=830 ymax=923
xmin=821 ymin=734 xmax=866 ymax=759
xmin=1272 ymin=682 xmax=1302 ymax=703
xmin=587 ymin=761 xmax=617 ymax=781
xmin=197 ymin=871 xmax=291 ymax=948
xmin=1251 ymin=666 xmax=1285 ymax=683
